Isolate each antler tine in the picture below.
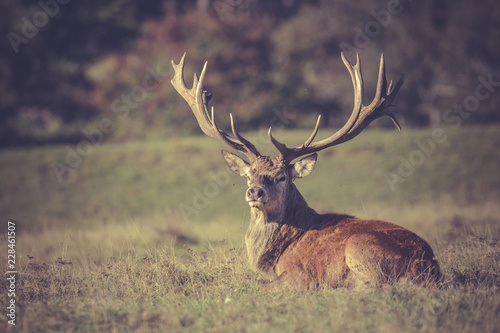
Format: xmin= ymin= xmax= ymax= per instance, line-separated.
xmin=171 ymin=53 xmax=261 ymax=160
xmin=303 ymin=115 xmax=322 ymax=147
xmin=268 ymin=127 xmax=288 ymax=159
xmin=269 ymin=53 xmax=404 ymax=164
xmin=230 ymin=114 xmax=261 ymax=157
xmin=268 ymin=114 xmax=322 ymax=162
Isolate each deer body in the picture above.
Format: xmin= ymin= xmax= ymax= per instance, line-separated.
xmin=226 ymin=154 xmax=439 ymax=289
xmin=273 ymin=217 xmax=439 ymax=289
xmin=171 ymin=53 xmax=441 ymax=289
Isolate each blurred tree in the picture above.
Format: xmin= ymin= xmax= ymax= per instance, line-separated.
xmin=268 ymin=0 xmax=500 ymax=128
xmin=1 ymin=0 xmax=499 ymax=146
xmin=384 ymin=0 xmax=500 ymax=126
xmin=0 ymin=0 xmax=166 ymax=145
xmin=86 ymin=9 xmax=275 ymax=139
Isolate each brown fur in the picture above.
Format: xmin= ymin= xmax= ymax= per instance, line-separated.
xmin=170 ymin=53 xmax=429 ymax=290
xmin=224 ymin=153 xmax=441 ymax=290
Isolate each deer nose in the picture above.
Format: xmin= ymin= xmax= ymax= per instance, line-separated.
xmin=246 ymin=186 xmax=266 ymax=202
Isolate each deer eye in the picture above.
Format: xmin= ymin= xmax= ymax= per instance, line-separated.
xmin=262 ymin=176 xmax=272 ymax=186
xmin=277 ymin=176 xmax=286 ymax=183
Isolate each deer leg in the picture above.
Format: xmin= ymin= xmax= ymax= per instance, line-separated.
xmin=260 ymin=273 xmax=288 ymax=292
xmin=344 ymin=232 xmax=408 ymax=287
xmin=261 ymin=269 xmax=320 ymax=291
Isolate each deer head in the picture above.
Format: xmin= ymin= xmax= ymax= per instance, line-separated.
xmin=220 ymin=150 xmax=316 ymax=221
xmin=171 ymin=53 xmax=404 ymax=221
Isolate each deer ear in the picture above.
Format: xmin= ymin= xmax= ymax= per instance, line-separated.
xmin=221 ymin=150 xmax=250 ymax=177
xmin=291 ymin=153 xmax=317 ymax=179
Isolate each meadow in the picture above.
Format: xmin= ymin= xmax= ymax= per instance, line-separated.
xmin=0 ymin=125 xmax=499 ymax=332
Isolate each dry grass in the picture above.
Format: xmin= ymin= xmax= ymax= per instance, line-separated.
xmin=1 ymin=225 xmax=499 ymax=332
xmin=0 ymin=126 xmax=499 ymax=332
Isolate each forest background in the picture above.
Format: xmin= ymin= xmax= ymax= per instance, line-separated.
xmin=2 ymin=0 xmax=499 ymax=146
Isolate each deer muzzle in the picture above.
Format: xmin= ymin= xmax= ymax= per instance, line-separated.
xmin=246 ymin=186 xmax=267 ymax=207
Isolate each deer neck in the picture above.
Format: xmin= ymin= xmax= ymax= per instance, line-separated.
xmin=245 ymin=184 xmax=315 ymax=274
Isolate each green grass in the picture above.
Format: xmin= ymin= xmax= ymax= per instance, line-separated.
xmin=0 ymin=125 xmax=499 ymax=332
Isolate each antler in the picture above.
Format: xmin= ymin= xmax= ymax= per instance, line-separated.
xmin=269 ymin=53 xmax=405 ymax=164
xmin=171 ymin=53 xmax=261 ymax=161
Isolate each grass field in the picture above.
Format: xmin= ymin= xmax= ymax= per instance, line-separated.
xmin=1 ymin=125 xmax=499 ymax=332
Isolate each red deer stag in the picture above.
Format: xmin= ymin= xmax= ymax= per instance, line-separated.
xmin=171 ymin=53 xmax=440 ymax=289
